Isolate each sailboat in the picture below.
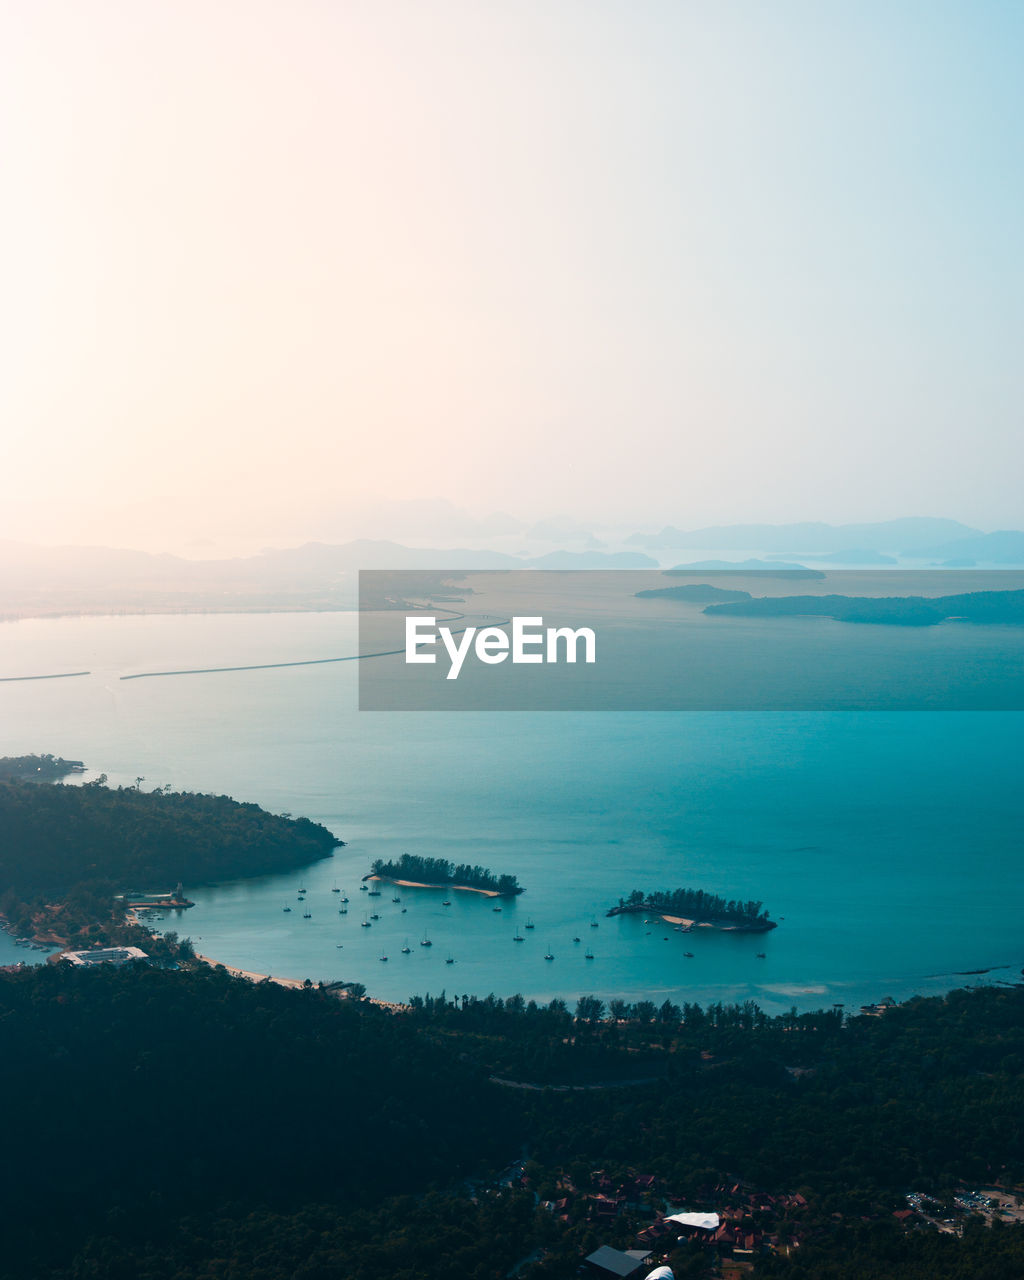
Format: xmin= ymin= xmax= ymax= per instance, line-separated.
xmin=332 ymin=885 xmax=340 ymax=893
xmin=401 ymin=940 xmax=411 ymax=954
xmin=513 ymin=929 xmax=524 ymax=942
xmin=379 ymin=952 xmax=388 ymax=962
xmin=360 ymin=915 xmax=372 ymax=928
xmin=283 ymin=905 xmax=292 ymax=912
xmin=445 ymin=954 xmax=455 ymax=965
xmin=420 ymin=932 xmax=432 ymax=947
xmin=544 ymin=945 xmax=554 ymax=960
xmin=302 ymin=907 xmax=312 ymax=919
xmin=585 ymin=948 xmax=594 ymax=959
xmin=524 ymin=918 xmax=535 ymax=929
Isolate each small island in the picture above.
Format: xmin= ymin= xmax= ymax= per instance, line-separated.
xmin=702 ymin=588 xmax=1024 ymax=627
xmin=607 ymin=887 xmax=777 ymax=932
xmin=365 ymin=853 xmax=523 ymax=898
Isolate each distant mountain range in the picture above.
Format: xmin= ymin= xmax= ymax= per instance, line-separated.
xmin=3 ymin=518 xmax=1023 ymax=619
xmin=625 ymin=518 xmax=982 ymax=553
xmin=0 ymin=539 xmax=657 ymax=618
xmin=907 ymin=530 xmax=1024 ymax=564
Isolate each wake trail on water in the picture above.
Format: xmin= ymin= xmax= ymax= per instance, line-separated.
xmin=118 ymin=612 xmax=510 ymax=681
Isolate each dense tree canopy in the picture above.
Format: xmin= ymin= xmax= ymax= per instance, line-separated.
xmin=1 ymin=963 xmax=1023 ymax=1278
xmin=370 ymin=852 xmax=522 ymax=896
xmin=612 ymin=887 xmax=774 ymax=928
xmin=0 ymin=777 xmax=342 ymax=894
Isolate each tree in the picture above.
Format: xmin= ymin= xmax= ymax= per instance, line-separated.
xmin=575 ymin=996 xmax=605 ymax=1023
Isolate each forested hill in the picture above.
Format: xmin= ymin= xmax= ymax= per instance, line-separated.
xmin=0 ymin=777 xmax=342 ymax=893
xmin=1 ymin=965 xmax=1024 ymax=1278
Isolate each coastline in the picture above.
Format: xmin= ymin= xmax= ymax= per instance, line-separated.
xmin=193 ymin=950 xmax=409 ymax=1010
xmin=366 ymin=874 xmax=501 ymax=898
xmin=606 ymin=904 xmax=777 ymax=933
xmin=194 ymin=951 xmax=307 ymax=988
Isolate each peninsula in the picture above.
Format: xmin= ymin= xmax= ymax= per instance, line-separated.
xmin=607 ymin=887 xmax=777 ymax=932
xmin=0 ymin=752 xmax=85 ymax=782
xmin=365 ymin=853 xmax=523 ymax=897
xmin=0 ymin=758 xmax=343 ymax=948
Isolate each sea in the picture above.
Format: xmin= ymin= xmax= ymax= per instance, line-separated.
xmin=1 ymin=610 xmax=1022 ymax=1014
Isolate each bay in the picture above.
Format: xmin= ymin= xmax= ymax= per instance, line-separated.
xmin=1 ymin=611 xmax=1021 ymax=1013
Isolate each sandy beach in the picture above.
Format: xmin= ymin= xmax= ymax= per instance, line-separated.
xmin=195 ymin=952 xmax=307 ymax=988
xmin=366 ymin=875 xmax=500 ymax=898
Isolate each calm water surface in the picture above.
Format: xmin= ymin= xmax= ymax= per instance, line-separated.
xmin=1 ymin=612 xmax=1021 ymax=1013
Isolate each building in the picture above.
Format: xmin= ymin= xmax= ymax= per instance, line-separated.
xmin=60 ymin=947 xmax=149 ymax=968
xmin=584 ymin=1246 xmax=652 ymax=1278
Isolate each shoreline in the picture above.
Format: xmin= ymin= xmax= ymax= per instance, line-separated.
xmin=366 ymin=874 xmax=501 ymax=898
xmin=194 ymin=951 xmax=307 ymax=989
xmin=193 ymin=950 xmax=407 ymax=1009
xmin=606 ymin=905 xmax=777 ymax=933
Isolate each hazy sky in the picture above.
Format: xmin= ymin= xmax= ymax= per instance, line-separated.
xmin=2 ymin=1 xmax=1022 ymax=551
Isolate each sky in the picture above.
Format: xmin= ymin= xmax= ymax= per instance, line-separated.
xmin=2 ymin=1 xmax=1022 ymax=553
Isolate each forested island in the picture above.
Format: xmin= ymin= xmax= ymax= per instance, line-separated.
xmin=0 ymin=759 xmax=342 ymax=946
xmin=608 ymin=888 xmax=777 ymax=932
xmin=703 ymin=588 xmax=1024 ymax=626
xmin=634 ymin=584 xmax=753 ymax=603
xmin=367 ymin=852 xmax=523 ymax=896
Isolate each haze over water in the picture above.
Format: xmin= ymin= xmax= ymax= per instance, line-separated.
xmin=1 ymin=612 xmax=1021 ymax=1013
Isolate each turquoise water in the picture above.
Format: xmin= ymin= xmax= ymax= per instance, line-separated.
xmin=1 ymin=612 xmax=1021 ymax=1013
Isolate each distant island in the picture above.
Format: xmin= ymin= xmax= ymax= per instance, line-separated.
xmin=666 ymin=560 xmax=824 ymax=577
xmin=366 ymin=853 xmax=523 ymax=897
xmin=608 ymin=888 xmax=777 ymax=932
xmin=635 ymin=584 xmax=753 ymax=603
xmin=703 ymin=588 xmax=1024 ymax=627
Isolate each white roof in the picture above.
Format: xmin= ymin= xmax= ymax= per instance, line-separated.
xmin=646 ymin=1268 xmax=675 ymax=1280
xmin=665 ymin=1211 xmax=720 ymax=1231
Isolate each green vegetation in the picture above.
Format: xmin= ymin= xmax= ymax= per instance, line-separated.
xmin=369 ymin=852 xmax=523 ymax=896
xmin=0 ymin=773 xmax=341 ymax=947
xmin=1 ymin=966 xmax=1023 ymax=1278
xmin=610 ymin=887 xmax=775 ymax=930
xmin=0 ymin=752 xmax=85 ymax=781
xmin=0 ymin=775 xmax=341 ymax=895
